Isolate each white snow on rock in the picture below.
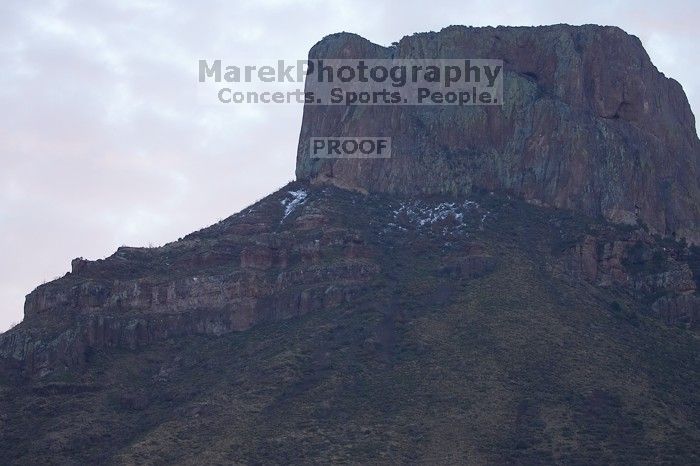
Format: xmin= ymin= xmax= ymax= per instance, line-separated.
xmin=281 ymin=189 xmax=308 ymax=220
xmin=389 ymin=199 xmax=490 ymax=234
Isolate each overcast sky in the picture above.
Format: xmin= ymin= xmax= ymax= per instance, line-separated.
xmin=0 ymin=0 xmax=698 ymax=331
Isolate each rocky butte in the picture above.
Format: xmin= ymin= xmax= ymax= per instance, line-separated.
xmin=297 ymin=25 xmax=700 ymax=243
xmin=0 ymin=25 xmax=699 ymax=464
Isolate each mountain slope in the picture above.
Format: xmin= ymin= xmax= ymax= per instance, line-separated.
xmin=1 ymin=184 xmax=699 ymax=464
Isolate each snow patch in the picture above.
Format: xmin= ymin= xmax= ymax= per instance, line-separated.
xmin=388 ymin=199 xmax=490 ymax=234
xmin=281 ymin=189 xmax=308 ymax=220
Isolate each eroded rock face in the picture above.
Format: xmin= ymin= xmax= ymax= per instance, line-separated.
xmin=0 ymin=186 xmax=379 ymax=377
xmin=558 ymin=227 xmax=698 ymax=329
xmin=296 ymin=25 xmax=700 ymax=243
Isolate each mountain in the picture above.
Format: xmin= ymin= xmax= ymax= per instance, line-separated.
xmin=1 ymin=25 xmax=699 ymax=464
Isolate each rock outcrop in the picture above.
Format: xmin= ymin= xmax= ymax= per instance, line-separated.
xmin=0 ymin=186 xmax=379 ymax=377
xmin=296 ymin=25 xmax=700 ymax=243
xmin=558 ymin=227 xmax=698 ymax=329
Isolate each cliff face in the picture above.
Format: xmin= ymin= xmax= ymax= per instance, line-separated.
xmin=0 ymin=186 xmax=379 ymax=377
xmin=296 ymin=25 xmax=700 ymax=243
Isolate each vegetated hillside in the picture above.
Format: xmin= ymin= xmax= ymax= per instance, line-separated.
xmin=1 ymin=184 xmax=698 ymax=464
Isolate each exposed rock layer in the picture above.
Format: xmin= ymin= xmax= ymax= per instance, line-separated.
xmin=1 ymin=186 xmax=378 ymax=377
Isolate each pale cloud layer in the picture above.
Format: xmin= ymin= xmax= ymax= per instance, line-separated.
xmin=1 ymin=0 xmax=698 ymax=330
